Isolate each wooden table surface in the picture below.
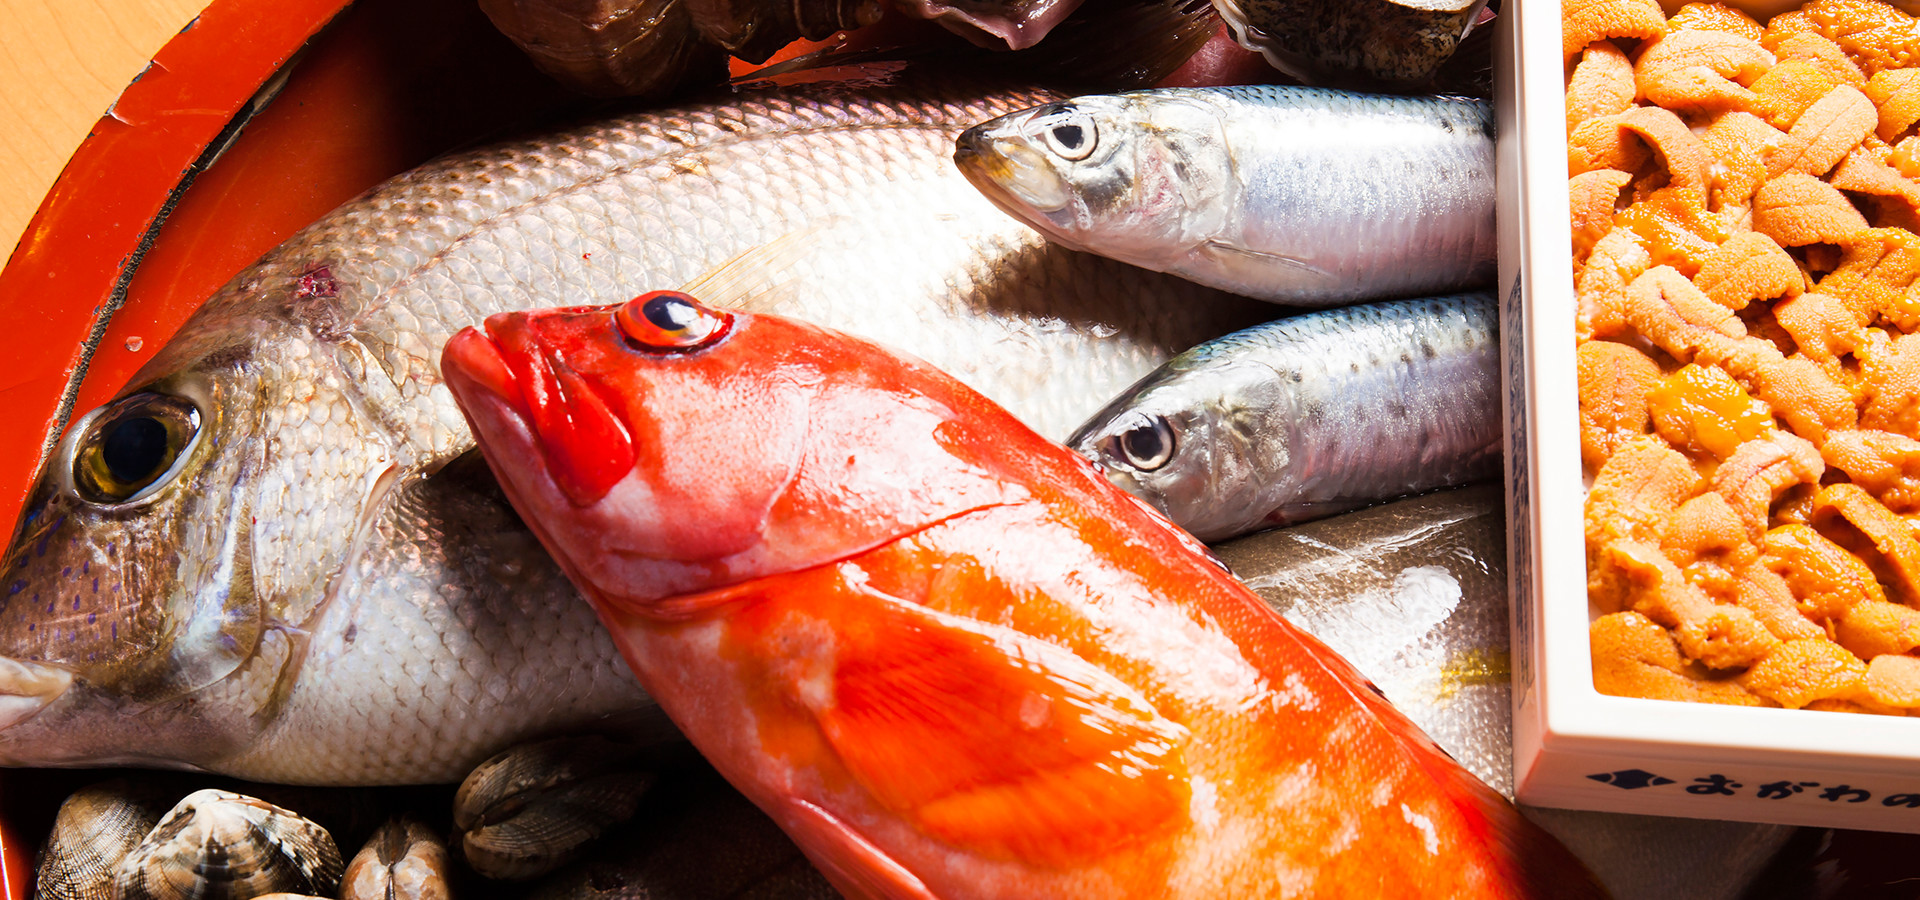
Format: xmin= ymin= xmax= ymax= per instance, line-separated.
xmin=0 ymin=0 xmax=208 ymax=262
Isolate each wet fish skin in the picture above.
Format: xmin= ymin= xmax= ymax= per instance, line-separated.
xmin=954 ymin=85 xmax=1496 ymax=306
xmin=442 ymin=297 xmax=1608 ymax=898
xmin=0 ymin=83 xmax=1270 ymax=785
xmin=1214 ymin=486 xmax=1800 ymax=900
xmin=1069 ymin=291 xmax=1500 ymax=542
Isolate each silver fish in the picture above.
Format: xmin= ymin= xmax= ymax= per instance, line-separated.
xmin=1216 ymin=485 xmax=1800 ymax=900
xmin=953 ymin=85 xmax=1496 ymax=306
xmin=1069 ymin=292 xmax=1499 ymax=542
xmin=0 ymin=82 xmax=1270 ymax=785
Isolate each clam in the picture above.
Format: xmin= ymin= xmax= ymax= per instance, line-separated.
xmin=32 ymin=780 xmax=170 ymax=900
xmin=453 ymin=736 xmax=654 ymax=880
xmin=112 ymin=789 xmax=344 ymax=900
xmin=526 ymin=763 xmax=836 ymax=900
xmin=341 ymin=817 xmax=451 ymax=900
xmin=1212 ymin=0 xmax=1490 ymax=87
xmin=476 ymin=0 xmax=729 ymax=97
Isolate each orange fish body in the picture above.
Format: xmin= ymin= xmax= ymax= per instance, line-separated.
xmin=440 ymin=292 xmax=1605 ymax=899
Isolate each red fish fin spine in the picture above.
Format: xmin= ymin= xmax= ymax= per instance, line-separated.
xmin=784 ymin=800 xmax=941 ymax=900
xmin=1285 ymin=623 xmax=1612 ymax=899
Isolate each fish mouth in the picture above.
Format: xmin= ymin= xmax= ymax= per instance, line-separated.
xmin=954 ymin=126 xmax=1072 ymax=215
xmin=444 ymin=325 xmax=525 ymax=420
xmin=0 ymin=656 xmax=73 ymax=731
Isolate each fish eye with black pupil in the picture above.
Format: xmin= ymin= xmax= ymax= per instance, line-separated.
xmin=72 ymin=392 xmax=201 ymax=505
xmin=1115 ymin=415 xmax=1174 ymax=471
xmin=615 ymin=290 xmax=731 ymax=352
xmin=1038 ymin=106 xmax=1096 ymax=161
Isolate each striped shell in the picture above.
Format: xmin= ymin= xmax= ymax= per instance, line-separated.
xmin=112 ymin=790 xmax=343 ymax=900
xmin=32 ymin=780 xmax=169 ymax=900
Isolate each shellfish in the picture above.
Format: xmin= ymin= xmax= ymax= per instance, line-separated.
xmin=113 ymin=790 xmax=344 ymax=900
xmin=452 ymin=736 xmax=654 ymax=880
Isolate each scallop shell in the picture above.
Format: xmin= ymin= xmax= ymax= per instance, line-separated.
xmin=112 ymin=789 xmax=344 ymax=900
xmin=341 ymin=817 xmax=450 ymax=900
xmin=454 ymin=736 xmax=654 ymax=881
xmin=32 ymin=780 xmax=169 ymax=900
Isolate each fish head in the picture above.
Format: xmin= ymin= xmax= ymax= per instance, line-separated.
xmin=0 ymin=305 xmax=398 ymax=770
xmin=1066 ymin=357 xmax=1283 ymax=542
xmin=441 ymin=291 xmax=1030 ymax=611
xmin=953 ymin=92 xmax=1233 ymax=263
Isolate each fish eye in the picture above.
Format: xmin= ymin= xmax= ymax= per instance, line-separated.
xmin=71 ymin=392 xmax=202 ymax=505
xmin=1112 ymin=415 xmax=1174 ymax=471
xmin=614 ymin=290 xmax=732 ymax=352
xmin=1037 ymin=106 xmax=1097 ymax=161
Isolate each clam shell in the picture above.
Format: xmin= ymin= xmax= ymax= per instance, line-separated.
xmin=112 ymin=789 xmax=344 ymax=900
xmin=525 ymin=763 xmax=836 ymax=900
xmin=341 ymin=817 xmax=450 ymax=900
xmin=454 ymin=736 xmax=654 ymax=881
xmin=476 ymin=0 xmax=729 ymax=97
xmin=1212 ymin=0 xmax=1490 ymax=86
xmin=32 ymin=780 xmax=169 ymax=900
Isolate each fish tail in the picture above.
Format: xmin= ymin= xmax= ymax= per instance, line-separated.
xmin=1399 ymin=737 xmax=1614 ymax=899
xmin=1288 ymin=624 xmax=1613 ymax=898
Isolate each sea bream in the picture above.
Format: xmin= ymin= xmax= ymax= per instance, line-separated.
xmin=954 ymin=86 xmax=1496 ymax=306
xmin=0 ymin=82 xmax=1269 ymax=785
xmin=440 ymin=290 xmax=1609 ymax=898
xmin=1069 ymin=292 xmax=1500 ymax=542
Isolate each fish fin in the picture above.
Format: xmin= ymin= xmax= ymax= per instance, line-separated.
xmin=777 ymin=557 xmax=1191 ymax=867
xmin=783 ymin=800 xmax=940 ymax=900
xmin=675 ymin=223 xmax=848 ymax=312
xmin=1198 ymin=238 xmax=1335 ymax=278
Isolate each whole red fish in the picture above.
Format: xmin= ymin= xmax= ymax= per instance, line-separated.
xmin=440 ymin=291 xmax=1606 ymax=899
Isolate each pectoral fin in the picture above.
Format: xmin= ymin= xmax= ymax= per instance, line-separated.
xmin=784 ymin=799 xmax=940 ymax=900
xmin=1198 ymin=238 xmax=1336 ymax=276
xmin=754 ymin=560 xmax=1192 ymax=868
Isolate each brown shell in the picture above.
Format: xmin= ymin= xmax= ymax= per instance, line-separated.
xmin=1212 ymin=0 xmax=1490 ymax=86
xmin=32 ymin=780 xmax=170 ymax=900
xmin=477 ymin=0 xmax=731 ymax=97
xmin=112 ymin=790 xmax=344 ymax=900
xmin=454 ymin=736 xmax=654 ymax=881
xmin=525 ymin=764 xmax=836 ymax=900
xmin=341 ymin=817 xmax=451 ymax=900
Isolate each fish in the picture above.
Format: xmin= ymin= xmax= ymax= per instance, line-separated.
xmin=1215 ymin=484 xmax=1803 ymax=900
xmin=0 ymin=79 xmax=1273 ymax=786
xmin=439 ymin=289 xmax=1608 ymax=898
xmin=1068 ymin=292 xmax=1500 ymax=542
xmin=953 ymin=85 xmax=1496 ymax=306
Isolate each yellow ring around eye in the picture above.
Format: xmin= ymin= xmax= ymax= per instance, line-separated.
xmin=70 ymin=393 xmax=201 ymax=506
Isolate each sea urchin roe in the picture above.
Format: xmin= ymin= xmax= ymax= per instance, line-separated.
xmin=1572 ymin=0 xmax=1920 ymax=716
xmin=1647 ymin=363 xmax=1774 ymax=457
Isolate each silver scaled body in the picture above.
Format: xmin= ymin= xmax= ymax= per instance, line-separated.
xmin=0 ymin=83 xmax=1270 ymax=785
xmin=955 ymin=86 xmax=1496 ymax=306
xmin=1069 ymin=292 xmax=1499 ymax=542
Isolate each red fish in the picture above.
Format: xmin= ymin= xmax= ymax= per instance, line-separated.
xmin=440 ymin=291 xmax=1607 ymax=899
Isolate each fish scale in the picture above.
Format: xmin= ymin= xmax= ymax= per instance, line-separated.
xmin=956 ymin=85 xmax=1495 ymax=306
xmin=1070 ymin=293 xmax=1500 ymax=542
xmin=0 ymin=82 xmax=1272 ymax=784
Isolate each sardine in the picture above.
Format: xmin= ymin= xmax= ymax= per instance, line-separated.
xmin=441 ymin=291 xmax=1608 ymax=898
xmin=954 ymin=85 xmax=1496 ymax=305
xmin=1069 ymin=292 xmax=1500 ymax=542
xmin=0 ymin=81 xmax=1271 ymax=785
